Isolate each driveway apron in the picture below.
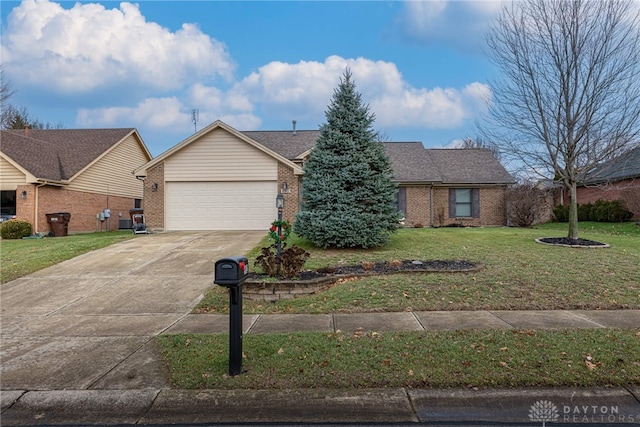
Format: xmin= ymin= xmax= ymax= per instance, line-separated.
xmin=0 ymin=231 xmax=264 ymax=391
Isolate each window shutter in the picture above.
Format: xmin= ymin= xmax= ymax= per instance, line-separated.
xmin=449 ymin=188 xmax=456 ymax=218
xmin=472 ymin=188 xmax=480 ymax=218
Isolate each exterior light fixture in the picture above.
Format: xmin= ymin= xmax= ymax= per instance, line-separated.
xmin=151 ymin=183 xmax=158 ymax=192
xmin=20 ymin=190 xmax=27 ymax=199
xmin=276 ymin=193 xmax=285 ymax=210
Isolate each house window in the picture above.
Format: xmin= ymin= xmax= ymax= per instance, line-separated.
xmin=449 ymin=188 xmax=480 ymax=218
xmin=396 ymin=187 xmax=407 ymax=217
xmin=134 ymin=199 xmax=141 ymax=209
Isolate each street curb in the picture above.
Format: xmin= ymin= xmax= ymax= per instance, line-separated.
xmin=2 ymin=387 xmax=639 ymax=425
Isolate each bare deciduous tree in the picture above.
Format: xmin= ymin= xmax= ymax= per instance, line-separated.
xmin=482 ymin=0 xmax=640 ymax=239
xmin=458 ymin=136 xmax=501 ymax=160
xmin=1 ymin=66 xmax=16 ymax=129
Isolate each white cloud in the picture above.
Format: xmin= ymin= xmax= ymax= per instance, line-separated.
xmin=228 ymin=55 xmax=490 ymax=129
xmin=76 ymin=93 xmax=261 ymax=133
xmin=78 ymin=54 xmax=489 ymax=137
xmin=392 ymin=0 xmax=502 ymax=51
xmin=1 ymin=0 xmax=234 ymax=93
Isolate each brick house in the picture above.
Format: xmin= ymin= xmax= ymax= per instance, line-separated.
xmin=574 ymin=145 xmax=640 ymax=219
xmin=136 ymin=120 xmax=514 ymax=231
xmin=0 ymin=128 xmax=152 ymax=234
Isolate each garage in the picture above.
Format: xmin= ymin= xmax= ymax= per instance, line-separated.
xmin=165 ymin=181 xmax=277 ymax=230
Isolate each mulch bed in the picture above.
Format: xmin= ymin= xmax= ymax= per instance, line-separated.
xmin=536 ymin=237 xmax=609 ymax=248
xmin=249 ymin=259 xmax=479 ymax=281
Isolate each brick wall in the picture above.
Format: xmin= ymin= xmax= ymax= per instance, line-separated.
xmin=432 ymin=186 xmax=507 ymax=227
xmin=575 ymin=179 xmax=635 ymax=204
xmin=479 ymin=187 xmax=507 ymax=226
xmin=15 ymin=184 xmax=139 ymax=234
xmin=144 ymin=163 xmax=165 ymax=229
xmin=277 ymin=162 xmax=300 ymax=223
xmin=404 ymin=185 xmax=431 ymax=227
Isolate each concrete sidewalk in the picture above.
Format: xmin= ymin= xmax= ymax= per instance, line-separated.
xmin=164 ymin=309 xmax=640 ymax=335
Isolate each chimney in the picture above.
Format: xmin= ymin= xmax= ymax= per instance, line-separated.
xmin=24 ymin=124 xmax=29 ymax=136
xmin=292 ymin=120 xmax=297 ymax=135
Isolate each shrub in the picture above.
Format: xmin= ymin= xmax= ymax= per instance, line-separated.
xmin=552 ymin=205 xmax=569 ymax=222
xmin=0 ymin=219 xmax=33 ymax=239
xmin=553 ymin=200 xmax=633 ymax=223
xmin=254 ymin=243 xmax=310 ymax=279
xmin=591 ymin=199 xmax=633 ymax=222
xmin=506 ymin=183 xmax=549 ymax=226
xmin=577 ymin=203 xmax=592 ymax=222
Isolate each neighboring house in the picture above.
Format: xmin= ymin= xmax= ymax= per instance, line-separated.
xmin=573 ymin=145 xmax=640 ymax=218
xmin=135 ymin=120 xmax=515 ymax=231
xmin=0 ymin=128 xmax=152 ymax=234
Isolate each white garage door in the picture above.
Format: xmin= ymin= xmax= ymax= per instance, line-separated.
xmin=165 ymin=181 xmax=277 ymax=230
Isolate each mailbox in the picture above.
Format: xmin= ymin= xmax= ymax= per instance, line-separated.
xmin=214 ymin=256 xmax=249 ymax=286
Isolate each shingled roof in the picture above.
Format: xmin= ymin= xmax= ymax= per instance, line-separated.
xmin=240 ymin=130 xmax=514 ymax=185
xmin=584 ymin=145 xmax=640 ymax=184
xmin=241 ymin=130 xmax=320 ymax=159
xmin=1 ymin=128 xmax=138 ymax=182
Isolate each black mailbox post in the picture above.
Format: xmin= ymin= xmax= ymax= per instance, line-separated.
xmin=214 ymin=256 xmax=249 ymax=376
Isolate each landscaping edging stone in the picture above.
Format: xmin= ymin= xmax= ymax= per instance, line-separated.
xmin=535 ymin=238 xmax=610 ymax=248
xmin=243 ymin=262 xmax=484 ymax=302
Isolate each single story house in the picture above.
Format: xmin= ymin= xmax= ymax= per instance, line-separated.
xmin=136 ymin=120 xmax=514 ymax=231
xmin=574 ymin=145 xmax=640 ymax=218
xmin=0 ymin=128 xmax=152 ymax=234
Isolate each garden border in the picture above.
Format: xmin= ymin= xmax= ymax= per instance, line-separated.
xmin=243 ymin=263 xmax=484 ymax=302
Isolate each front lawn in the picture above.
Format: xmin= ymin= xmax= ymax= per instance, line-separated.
xmin=0 ymin=231 xmax=138 ymax=283
xmin=161 ymin=222 xmax=640 ymax=389
xmin=196 ymin=223 xmax=640 ymax=313
xmin=158 ymin=328 xmax=640 ymax=389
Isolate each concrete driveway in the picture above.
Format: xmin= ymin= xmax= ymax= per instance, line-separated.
xmin=0 ymin=231 xmax=264 ymax=391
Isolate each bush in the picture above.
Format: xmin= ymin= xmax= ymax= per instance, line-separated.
xmin=0 ymin=219 xmax=33 ymax=239
xmin=552 ymin=205 xmax=569 ymax=222
xmin=254 ymin=243 xmax=311 ymax=279
xmin=553 ymin=200 xmax=633 ymax=223
xmin=506 ymin=183 xmax=549 ymax=227
xmin=577 ymin=203 xmax=592 ymax=222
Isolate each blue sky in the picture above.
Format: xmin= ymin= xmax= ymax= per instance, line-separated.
xmin=1 ymin=0 xmax=502 ymax=157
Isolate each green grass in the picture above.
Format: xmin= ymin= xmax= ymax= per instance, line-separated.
xmin=157 ymin=329 xmax=640 ymax=389
xmin=196 ymin=223 xmax=640 ymax=314
xmin=0 ymin=231 xmax=138 ymax=283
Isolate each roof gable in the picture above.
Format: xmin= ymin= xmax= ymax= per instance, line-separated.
xmin=0 ymin=128 xmax=147 ymax=183
xmin=138 ymin=120 xmax=303 ymax=176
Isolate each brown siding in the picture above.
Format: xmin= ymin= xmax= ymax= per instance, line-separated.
xmin=144 ymin=163 xmax=165 ymax=230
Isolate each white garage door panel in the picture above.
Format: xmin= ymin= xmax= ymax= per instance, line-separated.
xmin=166 ymin=182 xmax=277 ymax=230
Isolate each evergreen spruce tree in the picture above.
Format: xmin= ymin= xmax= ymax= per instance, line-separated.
xmin=294 ymin=70 xmax=400 ymax=248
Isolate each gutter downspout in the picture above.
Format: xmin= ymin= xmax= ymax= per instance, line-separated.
xmin=429 ymin=185 xmax=434 ymax=227
xmin=34 ymin=182 xmax=46 ymax=233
